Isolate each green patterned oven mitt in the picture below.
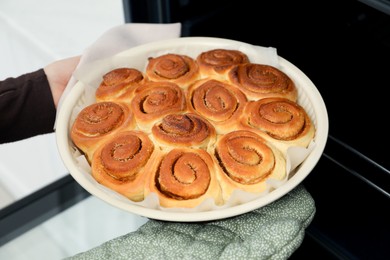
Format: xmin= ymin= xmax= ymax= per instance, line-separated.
xmin=67 ymin=184 xmax=315 ymax=260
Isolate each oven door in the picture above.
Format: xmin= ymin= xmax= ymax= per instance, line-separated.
xmin=122 ymin=0 xmax=390 ymax=258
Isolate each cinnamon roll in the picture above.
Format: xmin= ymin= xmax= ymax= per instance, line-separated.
xmin=71 ymin=101 xmax=136 ymax=161
xmin=130 ymin=81 xmax=186 ymax=132
xmin=145 ymin=53 xmax=200 ymax=88
xmin=152 ymin=113 xmax=216 ymax=150
xmin=95 ymin=68 xmax=147 ymax=102
xmin=228 ymin=63 xmax=297 ymax=101
xmin=187 ymin=78 xmax=248 ymax=134
xmin=147 ymin=148 xmax=223 ymax=208
xmin=213 ymin=130 xmax=286 ymax=201
xmin=91 ymin=131 xmax=155 ymax=202
xmin=243 ymin=97 xmax=315 ymax=152
xmin=196 ymin=49 xmax=249 ymax=79
xmin=69 ymin=47 xmax=316 ymax=209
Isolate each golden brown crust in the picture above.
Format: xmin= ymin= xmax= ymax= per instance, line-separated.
xmin=95 ymin=68 xmax=147 ymax=102
xmin=212 ymin=130 xmax=286 ymax=201
xmin=91 ymin=131 xmax=155 ymax=202
xmin=187 ymin=78 xmax=248 ymax=134
xmin=242 ymin=97 xmax=315 ymax=153
xmin=70 ymin=47 xmax=316 ymax=209
xmin=146 ymin=148 xmax=223 ymax=208
xmin=145 ymin=53 xmax=200 ymax=88
xmin=70 ymin=101 xmax=136 ymax=161
xmin=151 ymin=113 xmax=216 ymax=150
xmin=228 ymin=63 xmax=297 ymax=101
xmin=130 ymin=81 xmax=186 ymax=132
xmin=196 ymin=49 xmax=249 ymax=79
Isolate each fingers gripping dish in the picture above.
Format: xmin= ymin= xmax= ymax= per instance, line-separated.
xmin=70 ymin=47 xmax=316 ymax=209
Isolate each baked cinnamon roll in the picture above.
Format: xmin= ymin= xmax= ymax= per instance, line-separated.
xmin=152 ymin=113 xmax=216 ymax=150
xmin=95 ymin=68 xmax=147 ymax=102
xmin=213 ymin=130 xmax=286 ymax=201
xmin=69 ymin=47 xmax=316 ymax=208
xmin=91 ymin=131 xmax=155 ymax=202
xmin=71 ymin=101 xmax=136 ymax=161
xmin=196 ymin=48 xmax=249 ymax=79
xmin=145 ymin=53 xmax=200 ymax=88
xmin=228 ymin=63 xmax=297 ymax=101
xmin=187 ymin=78 xmax=247 ymax=134
xmin=130 ymin=81 xmax=186 ymax=132
xmin=243 ymin=97 xmax=315 ymax=152
xmin=147 ymin=148 xmax=222 ymax=208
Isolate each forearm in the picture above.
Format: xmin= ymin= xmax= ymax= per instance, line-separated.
xmin=0 ymin=69 xmax=56 ymax=144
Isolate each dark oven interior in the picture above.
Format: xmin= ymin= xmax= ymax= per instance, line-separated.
xmin=123 ymin=0 xmax=390 ymax=258
xmin=124 ymin=0 xmax=390 ymax=168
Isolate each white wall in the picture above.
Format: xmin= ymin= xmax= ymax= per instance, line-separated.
xmin=0 ymin=0 xmax=125 ymax=208
xmin=0 ymin=4 xmax=150 ymax=260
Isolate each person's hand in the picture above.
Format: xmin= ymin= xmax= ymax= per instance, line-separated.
xmin=44 ymin=55 xmax=81 ymax=108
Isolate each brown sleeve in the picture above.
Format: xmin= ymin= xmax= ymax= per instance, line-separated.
xmin=0 ymin=69 xmax=56 ymax=144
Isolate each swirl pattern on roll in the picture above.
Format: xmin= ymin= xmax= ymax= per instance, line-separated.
xmin=71 ymin=101 xmax=135 ymax=160
xmin=70 ymin=47 xmax=315 ymax=209
xmin=95 ymin=131 xmax=154 ymax=180
xmin=131 ymin=81 xmax=186 ymax=131
xmin=146 ymin=53 xmax=200 ymax=88
xmin=187 ymin=79 xmax=247 ymax=133
xmin=215 ymin=130 xmax=275 ymax=184
xmin=156 ymin=149 xmax=212 ymax=200
xmin=95 ymin=68 xmax=146 ymax=102
xmin=152 ymin=113 xmax=216 ymax=148
xmin=228 ymin=63 xmax=297 ymax=101
xmin=73 ymin=102 xmax=124 ymax=136
xmin=196 ymin=49 xmax=249 ymax=78
xmin=244 ymin=97 xmax=314 ymax=143
xmin=92 ymin=131 xmax=154 ymax=201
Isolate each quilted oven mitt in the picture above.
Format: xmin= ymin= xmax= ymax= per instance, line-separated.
xmin=67 ymin=184 xmax=315 ymax=260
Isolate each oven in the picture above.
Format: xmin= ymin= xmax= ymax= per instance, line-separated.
xmin=1 ymin=1 xmax=389 ymax=258
xmin=121 ymin=0 xmax=390 ymax=258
